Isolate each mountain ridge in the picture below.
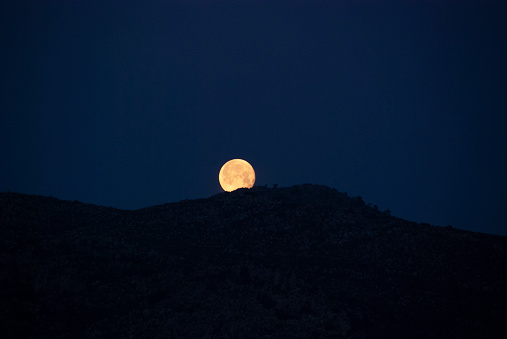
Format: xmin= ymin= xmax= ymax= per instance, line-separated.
xmin=1 ymin=184 xmax=506 ymax=338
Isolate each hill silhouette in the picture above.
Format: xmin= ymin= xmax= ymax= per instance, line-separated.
xmin=1 ymin=184 xmax=506 ymax=338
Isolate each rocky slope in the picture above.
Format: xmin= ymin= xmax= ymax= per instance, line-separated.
xmin=1 ymin=185 xmax=506 ymax=338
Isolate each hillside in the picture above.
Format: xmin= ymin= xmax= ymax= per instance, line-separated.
xmin=1 ymin=185 xmax=506 ymax=338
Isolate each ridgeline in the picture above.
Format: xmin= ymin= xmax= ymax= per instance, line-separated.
xmin=1 ymin=185 xmax=506 ymax=338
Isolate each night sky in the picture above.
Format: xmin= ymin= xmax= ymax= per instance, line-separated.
xmin=1 ymin=1 xmax=506 ymax=236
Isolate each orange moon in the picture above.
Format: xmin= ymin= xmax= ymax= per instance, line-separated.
xmin=219 ymin=159 xmax=256 ymax=192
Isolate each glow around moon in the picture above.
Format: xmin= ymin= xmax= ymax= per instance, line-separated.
xmin=219 ymin=159 xmax=255 ymax=192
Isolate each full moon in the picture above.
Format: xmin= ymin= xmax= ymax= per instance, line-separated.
xmin=219 ymin=159 xmax=256 ymax=192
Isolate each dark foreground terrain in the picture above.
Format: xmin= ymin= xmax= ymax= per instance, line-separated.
xmin=1 ymin=185 xmax=506 ymax=338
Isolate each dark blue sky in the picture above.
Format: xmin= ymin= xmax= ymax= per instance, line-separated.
xmin=1 ymin=1 xmax=506 ymax=235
